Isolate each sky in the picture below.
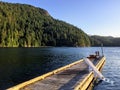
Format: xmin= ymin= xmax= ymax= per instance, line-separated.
xmin=1 ymin=0 xmax=120 ymax=37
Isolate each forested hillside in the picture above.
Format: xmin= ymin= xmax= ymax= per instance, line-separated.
xmin=0 ymin=2 xmax=91 ymax=47
xmin=91 ymin=35 xmax=120 ymax=46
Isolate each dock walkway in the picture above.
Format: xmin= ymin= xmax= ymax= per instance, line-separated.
xmin=8 ymin=56 xmax=105 ymax=90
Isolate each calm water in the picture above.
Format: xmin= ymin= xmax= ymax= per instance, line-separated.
xmin=0 ymin=47 xmax=120 ymax=90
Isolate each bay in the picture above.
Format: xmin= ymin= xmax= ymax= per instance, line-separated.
xmin=0 ymin=47 xmax=119 ymax=90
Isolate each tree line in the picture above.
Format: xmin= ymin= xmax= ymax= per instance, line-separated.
xmin=0 ymin=2 xmax=91 ymax=47
xmin=91 ymin=35 xmax=120 ymax=46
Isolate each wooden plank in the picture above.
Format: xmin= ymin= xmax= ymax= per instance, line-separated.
xmin=20 ymin=61 xmax=88 ymax=90
xmin=7 ymin=59 xmax=83 ymax=90
xmin=7 ymin=57 xmax=105 ymax=90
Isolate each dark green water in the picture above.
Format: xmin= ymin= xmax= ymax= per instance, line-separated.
xmin=0 ymin=47 xmax=119 ymax=90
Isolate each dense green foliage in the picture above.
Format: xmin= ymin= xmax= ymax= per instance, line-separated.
xmin=91 ymin=35 xmax=120 ymax=46
xmin=0 ymin=2 xmax=91 ymax=47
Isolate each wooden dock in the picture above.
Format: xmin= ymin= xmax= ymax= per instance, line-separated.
xmin=7 ymin=56 xmax=105 ymax=90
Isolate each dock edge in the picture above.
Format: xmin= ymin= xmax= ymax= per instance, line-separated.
xmin=74 ymin=56 xmax=106 ymax=90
